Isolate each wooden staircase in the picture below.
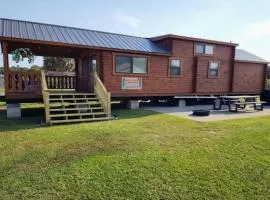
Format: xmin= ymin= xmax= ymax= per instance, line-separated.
xmin=41 ymin=71 xmax=111 ymax=125
xmin=48 ymin=92 xmax=110 ymax=124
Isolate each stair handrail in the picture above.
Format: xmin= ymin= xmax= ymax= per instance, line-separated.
xmin=41 ymin=70 xmax=48 ymax=90
xmin=93 ymin=72 xmax=111 ymax=118
xmin=41 ymin=70 xmax=50 ymax=124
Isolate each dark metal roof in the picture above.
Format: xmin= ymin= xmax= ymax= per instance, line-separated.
xmin=0 ymin=18 xmax=170 ymax=55
xmin=235 ymin=49 xmax=269 ymax=64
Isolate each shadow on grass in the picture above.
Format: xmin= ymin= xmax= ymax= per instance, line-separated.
xmin=110 ymin=101 xmax=163 ymax=120
xmin=0 ymin=106 xmax=160 ymax=132
xmin=112 ymin=109 xmax=161 ymax=120
xmin=0 ymin=107 xmax=44 ymax=132
xmin=0 ymin=102 xmax=163 ymax=132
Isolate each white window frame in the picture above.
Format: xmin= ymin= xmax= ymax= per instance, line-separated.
xmin=115 ymin=55 xmax=148 ymax=74
xmin=208 ymin=61 xmax=220 ymax=78
xmin=195 ymin=44 xmax=214 ymax=55
xmin=169 ymin=59 xmax=181 ymax=76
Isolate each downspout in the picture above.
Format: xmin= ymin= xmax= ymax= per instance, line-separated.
xmin=262 ymin=63 xmax=268 ymax=90
xmin=193 ymin=56 xmax=198 ymax=93
xmin=229 ymin=46 xmax=236 ymax=93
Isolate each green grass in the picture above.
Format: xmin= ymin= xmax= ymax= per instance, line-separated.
xmin=0 ymin=87 xmax=4 ymax=93
xmin=0 ymin=109 xmax=269 ymax=199
xmin=0 ymin=101 xmax=43 ymax=109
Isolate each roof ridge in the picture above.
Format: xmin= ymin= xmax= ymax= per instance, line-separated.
xmin=151 ymin=33 xmax=238 ymax=46
xmin=0 ymin=17 xmax=148 ymax=40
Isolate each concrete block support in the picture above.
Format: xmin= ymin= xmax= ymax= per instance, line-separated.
xmin=7 ymin=103 xmax=21 ymax=118
xmin=128 ymin=100 xmax=140 ymax=109
xmin=178 ymin=99 xmax=186 ymax=109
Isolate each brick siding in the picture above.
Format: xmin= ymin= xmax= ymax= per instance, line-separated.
xmin=99 ymin=38 xmax=266 ymax=97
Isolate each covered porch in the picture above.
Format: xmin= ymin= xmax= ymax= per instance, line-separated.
xmin=1 ymin=40 xmax=111 ymax=124
xmin=2 ymin=40 xmax=102 ymax=100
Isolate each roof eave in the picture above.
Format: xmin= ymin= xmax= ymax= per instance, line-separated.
xmin=150 ymin=34 xmax=239 ymax=47
xmin=0 ymin=36 xmax=172 ymax=57
xmin=235 ymin=59 xmax=269 ymax=64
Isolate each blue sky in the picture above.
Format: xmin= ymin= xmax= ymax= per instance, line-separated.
xmin=0 ymin=0 xmax=270 ymax=67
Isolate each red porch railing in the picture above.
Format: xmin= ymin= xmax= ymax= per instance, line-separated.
xmin=45 ymin=72 xmax=76 ymax=90
xmin=6 ymin=71 xmax=41 ymax=96
xmin=5 ymin=70 xmax=77 ymax=99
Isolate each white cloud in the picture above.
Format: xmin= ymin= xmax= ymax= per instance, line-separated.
xmin=239 ymin=19 xmax=270 ymax=44
xmin=114 ymin=12 xmax=140 ymax=29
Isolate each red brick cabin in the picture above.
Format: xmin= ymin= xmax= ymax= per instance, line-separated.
xmin=0 ymin=18 xmax=269 ymax=123
xmin=0 ymin=18 xmax=268 ymax=102
xmin=103 ymin=35 xmax=268 ymax=99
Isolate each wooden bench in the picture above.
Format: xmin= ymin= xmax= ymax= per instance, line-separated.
xmin=229 ymin=101 xmax=267 ymax=112
xmin=213 ymin=99 xmax=238 ymax=110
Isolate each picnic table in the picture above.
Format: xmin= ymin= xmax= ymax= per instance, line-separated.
xmin=213 ymin=95 xmax=266 ymax=112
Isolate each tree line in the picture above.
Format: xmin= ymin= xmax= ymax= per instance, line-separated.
xmin=0 ymin=57 xmax=75 ymax=74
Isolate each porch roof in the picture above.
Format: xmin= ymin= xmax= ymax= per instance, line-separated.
xmin=0 ymin=18 xmax=170 ymax=56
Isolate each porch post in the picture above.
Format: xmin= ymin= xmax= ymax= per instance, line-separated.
xmin=2 ymin=42 xmax=21 ymax=118
xmin=2 ymin=41 xmax=9 ymax=92
xmin=75 ymin=58 xmax=79 ymax=90
xmin=75 ymin=57 xmax=82 ymax=91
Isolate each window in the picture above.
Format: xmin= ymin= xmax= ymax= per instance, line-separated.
xmin=90 ymin=56 xmax=97 ymax=72
xmin=195 ymin=45 xmax=204 ymax=54
xmin=195 ymin=44 xmax=214 ymax=55
xmin=209 ymin=61 xmax=219 ymax=77
xmin=170 ymin=59 xmax=181 ymax=75
xmin=115 ymin=55 xmax=147 ymax=74
xmin=115 ymin=56 xmax=132 ymax=73
xmin=133 ymin=57 xmax=147 ymax=73
xmin=205 ymin=45 xmax=214 ymax=55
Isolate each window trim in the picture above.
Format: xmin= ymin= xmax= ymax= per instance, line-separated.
xmin=205 ymin=45 xmax=214 ymax=55
xmin=208 ymin=61 xmax=220 ymax=78
xmin=115 ymin=55 xmax=133 ymax=73
xmin=168 ymin=58 xmax=182 ymax=77
xmin=195 ymin=44 xmax=205 ymax=54
xmin=195 ymin=43 xmax=215 ymax=56
xmin=113 ymin=53 xmax=149 ymax=76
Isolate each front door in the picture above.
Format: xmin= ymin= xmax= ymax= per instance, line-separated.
xmin=87 ymin=56 xmax=97 ymax=92
xmin=76 ymin=56 xmax=96 ymax=92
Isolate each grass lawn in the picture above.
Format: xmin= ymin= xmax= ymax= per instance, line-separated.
xmin=0 ymin=109 xmax=269 ymax=199
xmin=0 ymin=101 xmax=44 ymax=109
xmin=0 ymin=87 xmax=4 ymax=93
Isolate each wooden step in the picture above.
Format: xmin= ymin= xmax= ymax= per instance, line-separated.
xmin=49 ymin=93 xmax=95 ymax=96
xmin=50 ymin=107 xmax=103 ymax=112
xmin=50 ymin=112 xmax=106 ymax=118
xmin=51 ymin=117 xmax=110 ymax=124
xmin=47 ymin=89 xmax=76 ymax=92
xmin=49 ymin=97 xmax=98 ymax=101
xmin=49 ymin=102 xmax=101 ymax=107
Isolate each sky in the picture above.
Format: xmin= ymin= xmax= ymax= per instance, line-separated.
xmin=0 ymin=0 xmax=270 ymax=67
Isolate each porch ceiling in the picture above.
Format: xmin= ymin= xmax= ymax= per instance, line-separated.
xmin=4 ymin=41 xmax=87 ymax=58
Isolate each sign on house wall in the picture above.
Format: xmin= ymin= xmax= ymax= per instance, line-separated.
xmin=121 ymin=77 xmax=142 ymax=89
